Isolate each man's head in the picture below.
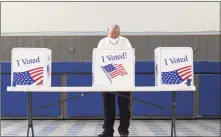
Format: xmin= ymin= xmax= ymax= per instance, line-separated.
xmin=108 ymin=25 xmax=120 ymax=39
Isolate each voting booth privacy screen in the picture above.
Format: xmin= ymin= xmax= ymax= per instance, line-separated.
xmin=92 ymin=48 xmax=135 ymax=88
xmin=92 ymin=47 xmax=193 ymax=88
xmin=10 ymin=47 xmax=193 ymax=88
xmin=11 ymin=48 xmax=52 ymax=87
xmin=155 ymin=47 xmax=194 ymax=86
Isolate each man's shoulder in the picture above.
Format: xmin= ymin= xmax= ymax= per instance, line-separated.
xmin=119 ymin=36 xmax=128 ymax=40
xmin=119 ymin=36 xmax=131 ymax=43
xmin=97 ymin=37 xmax=108 ymax=48
xmin=99 ymin=37 xmax=108 ymax=42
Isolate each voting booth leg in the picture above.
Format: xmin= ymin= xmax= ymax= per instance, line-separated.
xmin=171 ymin=92 xmax=177 ymax=137
xmin=27 ymin=92 xmax=34 ymax=137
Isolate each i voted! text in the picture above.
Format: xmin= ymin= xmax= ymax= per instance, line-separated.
xmin=102 ymin=52 xmax=127 ymax=62
xmin=17 ymin=56 xmax=40 ymax=66
xmin=165 ymin=55 xmax=188 ymax=65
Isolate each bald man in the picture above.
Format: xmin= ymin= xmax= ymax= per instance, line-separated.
xmin=97 ymin=25 xmax=132 ymax=137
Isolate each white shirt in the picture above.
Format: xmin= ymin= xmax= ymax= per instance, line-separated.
xmin=97 ymin=36 xmax=132 ymax=49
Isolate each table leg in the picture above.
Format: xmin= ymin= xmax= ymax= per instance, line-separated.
xmin=27 ymin=92 xmax=34 ymax=137
xmin=171 ymin=91 xmax=177 ymax=137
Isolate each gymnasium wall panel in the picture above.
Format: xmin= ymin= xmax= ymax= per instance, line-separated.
xmin=133 ymin=74 xmax=172 ymax=116
xmin=0 ymin=35 xmax=220 ymax=62
xmin=21 ymin=37 xmax=39 ymax=48
xmin=213 ymin=36 xmax=220 ymax=61
xmin=198 ymin=36 xmax=214 ymax=61
xmin=66 ymin=74 xmax=103 ymax=117
xmin=81 ymin=36 xmax=91 ymax=61
xmin=133 ymin=74 xmax=194 ymax=117
xmin=1 ymin=37 xmax=13 ymax=61
xmin=199 ymin=74 xmax=221 ymax=116
xmin=1 ymin=74 xmax=61 ymax=117
xmin=82 ymin=36 xmax=103 ymax=62
xmin=134 ymin=36 xmax=154 ymax=61
xmin=1 ymin=61 xmax=220 ymax=118
xmin=60 ymin=36 xmax=83 ymax=62
xmin=209 ymin=62 xmax=221 ymax=73
xmin=1 ymin=74 xmax=27 ymax=116
xmin=45 ymin=37 xmax=62 ymax=61
xmin=32 ymin=75 xmax=61 ymax=117
xmin=205 ymin=36 xmax=217 ymax=61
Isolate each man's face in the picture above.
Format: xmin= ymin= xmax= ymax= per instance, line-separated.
xmin=109 ymin=27 xmax=120 ymax=38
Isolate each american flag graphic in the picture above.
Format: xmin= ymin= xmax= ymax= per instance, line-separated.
xmin=162 ymin=65 xmax=192 ymax=84
xmin=101 ymin=63 xmax=128 ymax=83
xmin=13 ymin=67 xmax=43 ymax=86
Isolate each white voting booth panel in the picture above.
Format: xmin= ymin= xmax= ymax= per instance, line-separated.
xmin=155 ymin=47 xmax=194 ymax=86
xmin=92 ymin=48 xmax=135 ymax=88
xmin=7 ymin=47 xmax=196 ymax=93
xmin=11 ymin=48 xmax=52 ymax=87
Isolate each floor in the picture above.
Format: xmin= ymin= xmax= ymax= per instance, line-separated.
xmin=1 ymin=120 xmax=220 ymax=136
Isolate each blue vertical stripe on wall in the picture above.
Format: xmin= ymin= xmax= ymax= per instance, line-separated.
xmin=1 ymin=74 xmax=62 ymax=117
xmin=32 ymin=75 xmax=61 ymax=117
xmin=1 ymin=74 xmax=28 ymax=116
xmin=133 ymin=74 xmax=172 ymax=116
xmin=209 ymin=62 xmax=221 ymax=73
xmin=66 ymin=74 xmax=121 ymax=117
xmin=133 ymin=74 xmax=194 ymax=116
xmin=66 ymin=74 xmax=103 ymax=117
xmin=199 ymin=74 xmax=221 ymax=116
